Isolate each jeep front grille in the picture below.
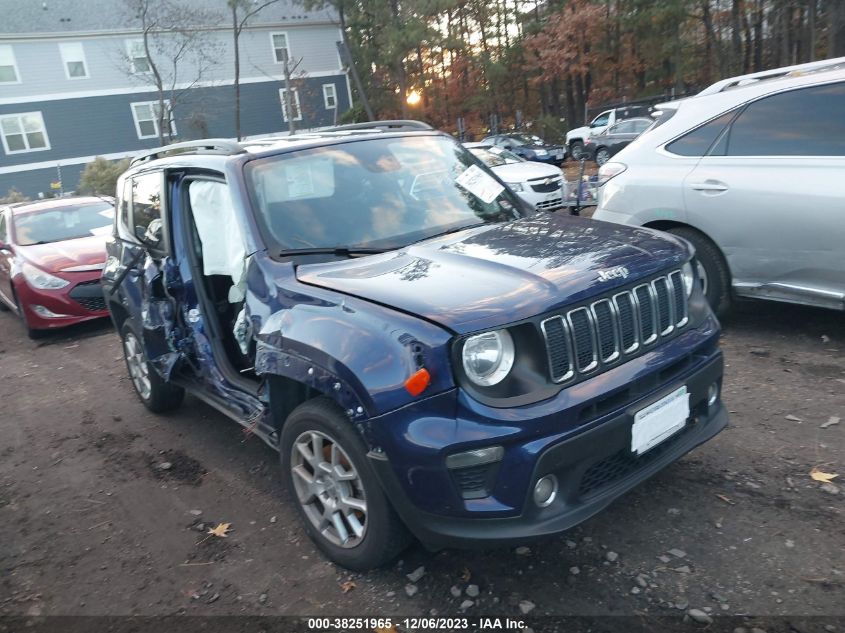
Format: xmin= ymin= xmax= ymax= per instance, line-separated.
xmin=541 ymin=270 xmax=688 ymax=383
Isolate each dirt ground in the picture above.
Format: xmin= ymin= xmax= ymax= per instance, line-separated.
xmin=1 ymin=297 xmax=843 ymax=624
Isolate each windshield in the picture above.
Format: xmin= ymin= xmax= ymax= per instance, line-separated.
xmin=13 ymin=202 xmax=114 ymax=246
xmin=469 ymin=146 xmax=523 ymax=167
xmin=246 ymin=135 xmax=526 ymax=254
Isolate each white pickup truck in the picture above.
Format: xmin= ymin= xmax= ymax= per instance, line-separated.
xmin=566 ymin=105 xmax=650 ymax=159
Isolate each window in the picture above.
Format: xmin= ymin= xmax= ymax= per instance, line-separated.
xmin=130 ymin=101 xmax=175 ymax=139
xmin=665 ymin=110 xmax=737 ymax=157
xmin=725 ymin=82 xmax=845 ymax=156
xmin=131 ymin=172 xmax=163 ymax=247
xmin=632 ymin=119 xmax=652 ymax=133
xmin=590 ymin=111 xmax=611 ymax=128
xmin=279 ymin=88 xmax=302 ymax=122
xmin=119 ymin=179 xmax=132 ymax=229
xmin=270 ymin=32 xmax=290 ymax=63
xmin=611 ymin=121 xmax=635 ymax=134
xmin=0 ymin=45 xmax=19 ymax=83
xmin=322 ymin=83 xmax=337 ymax=109
xmin=0 ymin=112 xmax=50 ymax=154
xmin=0 ymin=212 xmax=7 ymax=243
xmin=59 ymin=42 xmax=88 ymax=79
xmin=126 ymin=39 xmax=151 ymax=74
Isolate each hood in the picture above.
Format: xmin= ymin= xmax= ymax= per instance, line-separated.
xmin=566 ymin=125 xmax=591 ymax=140
xmin=18 ymin=234 xmax=109 ymax=273
xmin=490 ymin=161 xmax=563 ymax=182
xmin=297 ymin=214 xmax=691 ymax=334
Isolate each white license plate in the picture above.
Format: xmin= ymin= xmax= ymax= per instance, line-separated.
xmin=631 ymin=386 xmax=689 ymax=455
xmin=554 ymin=152 xmax=563 ymax=159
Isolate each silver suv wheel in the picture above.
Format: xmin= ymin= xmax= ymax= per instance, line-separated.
xmin=123 ymin=331 xmax=151 ymax=400
xmin=290 ymin=430 xmax=368 ymax=548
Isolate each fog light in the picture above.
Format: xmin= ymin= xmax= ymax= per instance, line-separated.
xmin=707 ymin=382 xmax=719 ymax=407
xmin=31 ymin=305 xmax=71 ymax=318
xmin=446 ymin=446 xmax=504 ymax=470
xmin=533 ymin=475 xmax=558 ymax=508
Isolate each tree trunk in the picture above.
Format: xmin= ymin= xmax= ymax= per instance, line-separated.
xmin=829 ymin=0 xmax=845 ymax=56
xmin=731 ymin=0 xmax=742 ymax=74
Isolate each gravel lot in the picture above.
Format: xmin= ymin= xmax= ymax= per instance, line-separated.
xmin=1 ymin=298 xmax=843 ymax=623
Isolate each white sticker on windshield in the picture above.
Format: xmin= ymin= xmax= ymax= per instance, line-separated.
xmin=286 ymin=163 xmax=315 ymax=198
xmin=455 ymin=164 xmax=504 ymax=204
xmin=89 ymin=225 xmax=112 ymax=236
xmin=99 ymin=209 xmax=115 ymax=219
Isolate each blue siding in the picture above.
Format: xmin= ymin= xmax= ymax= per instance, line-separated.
xmin=0 ymin=163 xmax=87 ymax=199
xmin=0 ymin=75 xmax=350 ymax=197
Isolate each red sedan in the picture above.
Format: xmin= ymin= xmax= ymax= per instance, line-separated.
xmin=0 ymin=196 xmax=114 ymax=338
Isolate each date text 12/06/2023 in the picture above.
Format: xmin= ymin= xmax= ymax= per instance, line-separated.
xmin=306 ymin=617 xmax=528 ymax=630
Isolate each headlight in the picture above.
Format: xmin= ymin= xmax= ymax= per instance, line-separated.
xmin=681 ymin=261 xmax=696 ymax=297
xmin=534 ymin=149 xmax=548 ymax=156
xmin=505 ymin=182 xmax=524 ymax=192
xmin=21 ymin=262 xmax=69 ymax=290
xmin=597 ymin=162 xmax=627 ymax=185
xmin=462 ymin=330 xmax=515 ymax=387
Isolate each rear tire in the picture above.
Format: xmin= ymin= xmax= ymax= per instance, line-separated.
xmin=569 ymin=141 xmax=584 ymax=160
xmin=595 ymin=147 xmax=610 ymax=166
xmin=667 ymin=227 xmax=732 ymax=317
xmin=120 ymin=322 xmax=184 ymax=413
xmin=280 ymin=397 xmax=410 ymax=571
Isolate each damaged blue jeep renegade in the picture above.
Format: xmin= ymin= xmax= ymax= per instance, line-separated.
xmin=102 ymin=121 xmax=727 ymax=570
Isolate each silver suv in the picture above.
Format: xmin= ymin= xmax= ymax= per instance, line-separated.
xmin=593 ymin=57 xmax=845 ymax=315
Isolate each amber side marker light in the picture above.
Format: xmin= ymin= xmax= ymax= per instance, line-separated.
xmin=404 ymin=368 xmax=431 ymax=396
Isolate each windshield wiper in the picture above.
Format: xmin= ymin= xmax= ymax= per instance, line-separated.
xmin=278 ymin=247 xmax=392 ymax=258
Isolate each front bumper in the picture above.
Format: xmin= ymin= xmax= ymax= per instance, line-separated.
xmin=367 ymin=317 xmax=726 ymax=549
xmin=15 ymin=271 xmax=108 ymax=330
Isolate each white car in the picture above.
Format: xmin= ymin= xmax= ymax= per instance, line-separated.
xmin=566 ymin=105 xmax=651 ymax=160
xmin=593 ymin=57 xmax=845 ymax=315
xmin=465 ymin=143 xmax=568 ymax=212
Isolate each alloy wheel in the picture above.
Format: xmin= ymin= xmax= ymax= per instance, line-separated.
xmin=290 ymin=430 xmax=368 ymax=548
xmin=124 ymin=332 xmax=152 ymax=400
xmin=595 ymin=148 xmax=610 ymax=165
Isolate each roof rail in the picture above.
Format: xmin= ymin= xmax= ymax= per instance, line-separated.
xmin=698 ymin=56 xmax=845 ymax=96
xmin=130 ymin=138 xmax=245 ymax=166
xmin=329 ymin=119 xmax=433 ymax=132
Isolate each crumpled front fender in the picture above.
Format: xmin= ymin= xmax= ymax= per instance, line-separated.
xmin=248 ymin=254 xmax=456 ymax=424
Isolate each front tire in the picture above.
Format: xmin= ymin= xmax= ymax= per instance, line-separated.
xmin=667 ymin=227 xmax=732 ymax=317
xmin=569 ymin=141 xmax=584 ymax=160
xmin=120 ymin=322 xmax=184 ymax=413
xmin=281 ymin=397 xmax=410 ymax=571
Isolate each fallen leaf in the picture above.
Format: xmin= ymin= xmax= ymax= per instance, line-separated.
xmin=207 ymin=522 xmax=231 ymax=538
xmin=820 ymin=416 xmax=840 ymax=429
xmin=340 ymin=580 xmax=356 ymax=594
xmin=715 ymin=493 xmax=735 ymax=505
xmin=810 ymin=467 xmax=839 ymax=483
xmin=460 ymin=567 xmax=471 ymax=582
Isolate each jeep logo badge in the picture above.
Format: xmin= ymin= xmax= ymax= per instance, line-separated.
xmin=597 ymin=266 xmax=630 ymax=282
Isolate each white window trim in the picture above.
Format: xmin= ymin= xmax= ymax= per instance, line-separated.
xmin=0 ymin=111 xmax=51 ymax=155
xmin=322 ymin=83 xmax=337 ymax=109
xmin=0 ymin=44 xmax=21 ymax=84
xmin=130 ymin=100 xmax=175 ymax=140
xmin=125 ymin=39 xmax=152 ymax=75
xmin=59 ymin=42 xmax=89 ymax=80
xmin=269 ymin=31 xmax=291 ymax=64
xmin=279 ymin=88 xmax=302 ymax=122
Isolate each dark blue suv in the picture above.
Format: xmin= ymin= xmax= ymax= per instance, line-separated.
xmin=102 ymin=121 xmax=727 ymax=570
